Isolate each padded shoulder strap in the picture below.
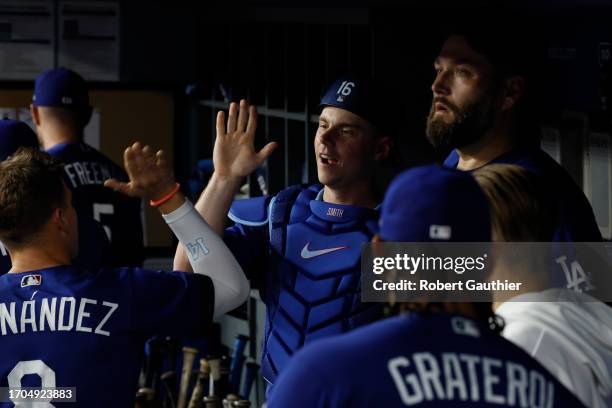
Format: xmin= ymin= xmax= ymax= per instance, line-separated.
xmin=269 ymin=184 xmax=317 ymax=255
xmin=287 ymin=184 xmax=323 ymax=224
xmin=228 ymin=196 xmax=272 ymax=226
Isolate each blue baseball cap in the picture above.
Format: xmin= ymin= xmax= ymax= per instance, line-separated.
xmin=32 ymin=68 xmax=90 ymax=109
xmin=0 ymin=120 xmax=39 ymax=161
xmin=379 ymin=165 xmax=491 ymax=242
xmin=320 ymin=76 xmax=388 ymax=133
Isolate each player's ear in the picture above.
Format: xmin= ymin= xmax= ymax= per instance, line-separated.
xmin=50 ymin=207 xmax=62 ymax=231
xmin=30 ymin=105 xmax=41 ymax=126
xmin=53 ymin=207 xmax=71 ymax=235
xmin=500 ymin=76 xmax=524 ymax=112
xmin=374 ymin=135 xmax=392 ymax=162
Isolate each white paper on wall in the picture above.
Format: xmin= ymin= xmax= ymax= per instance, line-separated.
xmin=58 ymin=1 xmax=119 ymax=81
xmin=0 ymin=1 xmax=54 ymax=80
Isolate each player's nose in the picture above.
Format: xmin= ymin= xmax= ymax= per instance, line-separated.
xmin=431 ymin=70 xmax=451 ymax=96
xmin=316 ymin=127 xmax=336 ymax=146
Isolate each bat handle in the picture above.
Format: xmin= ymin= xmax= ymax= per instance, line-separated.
xmin=160 ymin=371 xmax=177 ymax=408
xmin=229 ymin=356 xmax=245 ymax=394
xmin=229 ymin=336 xmax=249 ymax=393
xmin=187 ymin=359 xmax=210 ymax=408
xmin=203 ymin=395 xmax=219 ymax=408
xmin=177 ymin=347 xmax=199 ymax=408
xmin=240 ymin=363 xmax=259 ymax=400
xmin=207 ymin=358 xmax=221 ymax=397
xmin=222 ymin=394 xmax=239 ymax=408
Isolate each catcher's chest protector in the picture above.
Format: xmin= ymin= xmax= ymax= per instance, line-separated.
xmin=262 ymin=184 xmax=381 ymax=383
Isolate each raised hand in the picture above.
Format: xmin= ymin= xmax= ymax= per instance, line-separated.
xmin=104 ymin=142 xmax=176 ymax=200
xmin=213 ymin=99 xmax=277 ymax=180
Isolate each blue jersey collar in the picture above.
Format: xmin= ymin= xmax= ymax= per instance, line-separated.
xmin=46 ymin=140 xmax=80 ymax=156
xmin=311 ymin=188 xmax=378 ymax=222
xmin=443 ymin=145 xmax=541 ymax=172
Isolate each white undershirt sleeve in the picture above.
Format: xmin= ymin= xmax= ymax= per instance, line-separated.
xmin=162 ymin=199 xmax=250 ymax=318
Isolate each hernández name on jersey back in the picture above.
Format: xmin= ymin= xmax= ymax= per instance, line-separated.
xmin=0 ymin=265 xmax=214 ymax=407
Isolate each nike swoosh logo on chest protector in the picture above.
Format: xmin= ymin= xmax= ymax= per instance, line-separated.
xmin=300 ymin=242 xmax=348 ymax=259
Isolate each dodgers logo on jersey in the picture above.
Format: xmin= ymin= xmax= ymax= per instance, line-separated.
xmin=21 ymin=274 xmax=42 ymax=288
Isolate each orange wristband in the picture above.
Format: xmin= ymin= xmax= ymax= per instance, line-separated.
xmin=149 ymin=183 xmax=181 ymax=207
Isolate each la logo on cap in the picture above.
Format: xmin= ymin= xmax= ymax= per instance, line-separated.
xmin=21 ymin=274 xmax=42 ymax=288
xmin=429 ymin=224 xmax=451 ymax=240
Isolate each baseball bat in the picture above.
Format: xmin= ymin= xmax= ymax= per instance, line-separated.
xmin=239 ymin=362 xmax=259 ymax=400
xmin=207 ymin=357 xmax=221 ymax=397
xmin=202 ymin=395 xmax=219 ymax=408
xmin=144 ymin=337 xmax=165 ymax=390
xmin=160 ymin=371 xmax=177 ymax=408
xmin=232 ymin=400 xmax=250 ymax=407
xmin=222 ymin=394 xmax=239 ymax=408
xmin=165 ymin=337 xmax=181 ymax=371
xmin=177 ymin=347 xmax=199 ymax=408
xmin=135 ymin=387 xmax=159 ymax=408
xmin=187 ymin=358 xmax=210 ymax=408
xmin=228 ymin=335 xmax=249 ymax=394
xmin=218 ymin=355 xmax=230 ymax=399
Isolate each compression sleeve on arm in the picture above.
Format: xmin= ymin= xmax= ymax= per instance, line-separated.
xmin=162 ymin=199 xmax=250 ymax=318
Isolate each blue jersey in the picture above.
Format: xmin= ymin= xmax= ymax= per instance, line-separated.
xmin=47 ymin=141 xmax=144 ymax=267
xmin=224 ymin=185 xmax=381 ymax=385
xmin=269 ymin=313 xmax=585 ymax=407
xmin=445 ymin=147 xmax=603 ymax=292
xmin=444 ymin=147 xmax=602 ymax=242
xmin=0 ymin=266 xmax=213 ymax=407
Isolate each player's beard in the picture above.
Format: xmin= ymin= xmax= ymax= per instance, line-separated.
xmin=425 ymin=93 xmax=498 ymax=150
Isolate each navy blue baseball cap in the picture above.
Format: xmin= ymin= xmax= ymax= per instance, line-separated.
xmin=379 ymin=165 xmax=491 ymax=242
xmin=32 ymin=68 xmax=90 ymax=108
xmin=320 ymin=76 xmax=388 ymax=133
xmin=0 ymin=120 xmax=39 ymax=161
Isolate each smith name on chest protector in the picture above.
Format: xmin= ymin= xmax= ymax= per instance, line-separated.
xmin=229 ymin=184 xmax=381 ymax=383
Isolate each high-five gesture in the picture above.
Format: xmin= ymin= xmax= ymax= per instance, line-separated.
xmin=214 ymin=99 xmax=277 ymax=180
xmin=172 ymin=99 xmax=277 ymax=271
xmin=104 ymin=142 xmax=176 ymax=201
